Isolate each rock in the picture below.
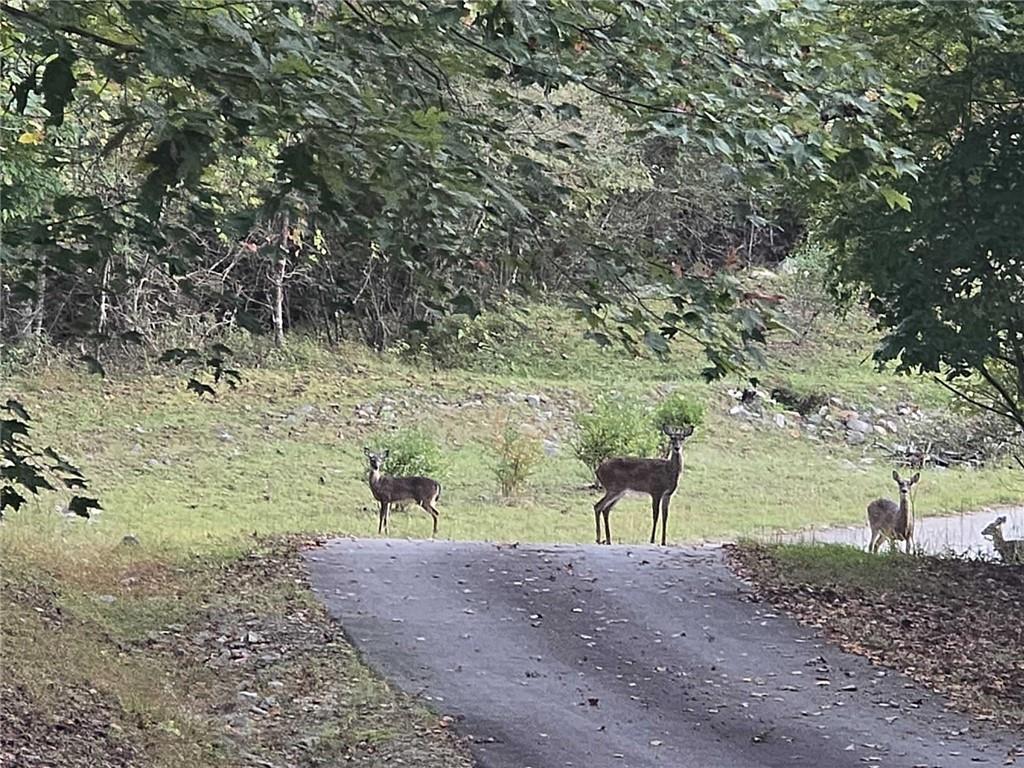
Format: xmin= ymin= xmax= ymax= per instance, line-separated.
xmin=129 ymin=443 xmax=142 ymax=455
xmin=542 ymin=439 xmax=560 ymax=457
xmin=807 ymin=414 xmax=824 ymax=426
xmin=216 ymin=429 xmax=235 ymax=443
xmin=846 ymin=431 xmax=867 ymax=445
xmin=729 ymin=405 xmax=754 ymax=419
xmin=873 ymin=424 xmax=888 ymax=436
xmin=847 ymin=418 xmax=872 ymax=434
xmin=97 ymin=594 xmax=116 ymax=604
xmin=773 ymin=413 xmax=787 ymax=429
xmin=237 ymin=690 xmax=259 ymax=702
xmin=525 ymin=394 xmax=543 ymax=408
xmin=829 ymin=396 xmax=844 ymax=407
xmin=883 ymin=419 xmax=899 ymax=433
xmin=267 ymin=680 xmax=285 ymax=689
xmin=120 ymin=533 xmax=141 ymax=547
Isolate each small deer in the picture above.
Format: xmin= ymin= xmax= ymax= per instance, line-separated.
xmin=593 ymin=424 xmax=694 ymax=546
xmin=981 ymin=516 xmax=1024 ymax=564
xmin=867 ymin=470 xmax=920 ymax=554
xmin=364 ymin=448 xmax=441 ymax=537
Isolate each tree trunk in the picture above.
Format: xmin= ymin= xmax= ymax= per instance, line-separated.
xmin=31 ymin=254 xmax=47 ymax=340
xmin=274 ymin=212 xmax=289 ymax=346
xmin=97 ymin=255 xmax=111 ymax=339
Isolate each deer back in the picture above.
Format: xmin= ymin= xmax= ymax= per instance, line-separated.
xmin=596 ymin=457 xmax=677 ymax=495
xmin=371 ymin=474 xmax=440 ymax=504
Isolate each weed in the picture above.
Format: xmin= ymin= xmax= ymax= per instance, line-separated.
xmin=490 ymin=414 xmax=543 ymax=497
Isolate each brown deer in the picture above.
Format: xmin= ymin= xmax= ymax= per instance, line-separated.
xmin=867 ymin=470 xmax=920 ymax=554
xmin=364 ymin=448 xmax=441 ymax=537
xmin=981 ymin=516 xmax=1024 ymax=564
xmin=593 ymin=425 xmax=694 ymax=546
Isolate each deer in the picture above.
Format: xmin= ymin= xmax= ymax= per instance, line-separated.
xmin=593 ymin=424 xmax=694 ymax=546
xmin=866 ymin=469 xmax=920 ymax=554
xmin=981 ymin=516 xmax=1024 ymax=564
xmin=363 ymin=448 xmax=441 ymax=537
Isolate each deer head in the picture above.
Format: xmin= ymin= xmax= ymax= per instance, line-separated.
xmin=891 ymin=469 xmax=920 ymax=496
xmin=364 ymin=447 xmax=390 ymax=472
xmin=981 ymin=515 xmax=1007 ymax=540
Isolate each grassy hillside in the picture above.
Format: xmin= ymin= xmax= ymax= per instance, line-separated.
xmin=1 ymin=297 xmax=1021 ymax=767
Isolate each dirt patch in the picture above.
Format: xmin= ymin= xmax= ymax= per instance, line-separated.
xmin=0 ymin=538 xmax=473 ymax=768
xmin=728 ymin=543 xmax=1024 ymax=732
xmin=0 ymin=681 xmax=144 ymax=768
xmin=137 ymin=537 xmax=473 ymax=767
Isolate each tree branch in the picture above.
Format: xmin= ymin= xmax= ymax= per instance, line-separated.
xmin=0 ymin=3 xmax=142 ymax=53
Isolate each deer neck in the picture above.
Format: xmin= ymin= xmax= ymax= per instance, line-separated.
xmin=899 ymin=492 xmax=912 ymax=533
xmin=992 ymin=527 xmax=1006 ymax=551
xmin=368 ymin=467 xmax=383 ymax=489
xmin=668 ymin=447 xmax=683 ymax=478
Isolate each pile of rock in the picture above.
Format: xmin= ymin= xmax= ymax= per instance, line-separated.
xmin=728 ymin=389 xmax=1019 ymax=467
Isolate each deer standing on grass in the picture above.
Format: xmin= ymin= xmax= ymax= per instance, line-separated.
xmin=364 ymin=448 xmax=441 ymax=537
xmin=867 ymin=470 xmax=920 ymax=554
xmin=981 ymin=516 xmax=1024 ymax=564
xmin=593 ymin=425 xmax=694 ymax=546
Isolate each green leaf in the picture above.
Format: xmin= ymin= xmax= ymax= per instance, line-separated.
xmin=879 ymin=186 xmax=912 ymax=212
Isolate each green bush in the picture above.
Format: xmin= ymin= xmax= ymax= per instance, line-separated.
xmin=651 ymin=392 xmax=705 ymax=431
xmin=490 ymin=415 xmax=543 ymax=497
xmin=574 ymin=393 xmax=704 ymax=472
xmin=573 ymin=397 xmax=660 ymax=472
xmin=368 ymin=427 xmax=448 ymax=479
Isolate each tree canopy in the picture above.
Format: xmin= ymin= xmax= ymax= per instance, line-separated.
xmin=2 ymin=0 xmax=918 ymax=375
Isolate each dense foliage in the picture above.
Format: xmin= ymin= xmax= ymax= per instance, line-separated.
xmin=2 ymin=0 xmax=918 ymax=377
xmin=824 ymin=1 xmax=1024 ymax=432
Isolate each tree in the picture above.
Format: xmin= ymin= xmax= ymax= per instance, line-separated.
xmin=823 ymin=1 xmax=1024 ymax=433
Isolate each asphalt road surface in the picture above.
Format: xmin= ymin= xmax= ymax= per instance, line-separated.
xmin=305 ymin=540 xmax=1017 ymax=768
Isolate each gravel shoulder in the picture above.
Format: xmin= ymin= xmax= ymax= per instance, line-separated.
xmin=306 ymin=539 xmax=1019 ymax=768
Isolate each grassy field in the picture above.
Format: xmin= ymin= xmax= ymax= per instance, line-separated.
xmin=2 ymin=298 xmax=1021 ymax=766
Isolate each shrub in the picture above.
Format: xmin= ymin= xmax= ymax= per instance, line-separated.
xmin=574 ymin=397 xmax=660 ymax=472
xmin=651 ymin=392 xmax=705 ymax=431
xmin=367 ymin=427 xmax=448 ymax=479
xmin=490 ymin=415 xmax=543 ymax=497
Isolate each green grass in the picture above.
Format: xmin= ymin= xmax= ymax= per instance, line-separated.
xmin=4 ymin=302 xmax=1020 ymax=553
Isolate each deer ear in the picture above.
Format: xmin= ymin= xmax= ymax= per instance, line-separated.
xmin=683 ymin=424 xmax=694 ymax=437
xmin=911 ymin=472 xmax=920 ymax=484
xmin=998 ymin=515 xmax=1007 ymax=524
xmin=363 ymin=446 xmax=371 ymax=457
xmin=892 ymin=469 xmax=900 ymax=482
xmin=382 ymin=449 xmax=390 ymax=459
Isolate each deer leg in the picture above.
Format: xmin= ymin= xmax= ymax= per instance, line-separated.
xmin=649 ymin=494 xmax=661 ymax=545
xmin=663 ymin=493 xmax=671 ymax=548
xmin=868 ymin=531 xmax=879 ymax=553
xmin=422 ymin=501 xmax=439 ymax=538
xmin=594 ymin=492 xmax=622 ymax=544
xmin=378 ymin=502 xmax=386 ymax=534
xmin=380 ymin=502 xmax=390 ymax=535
